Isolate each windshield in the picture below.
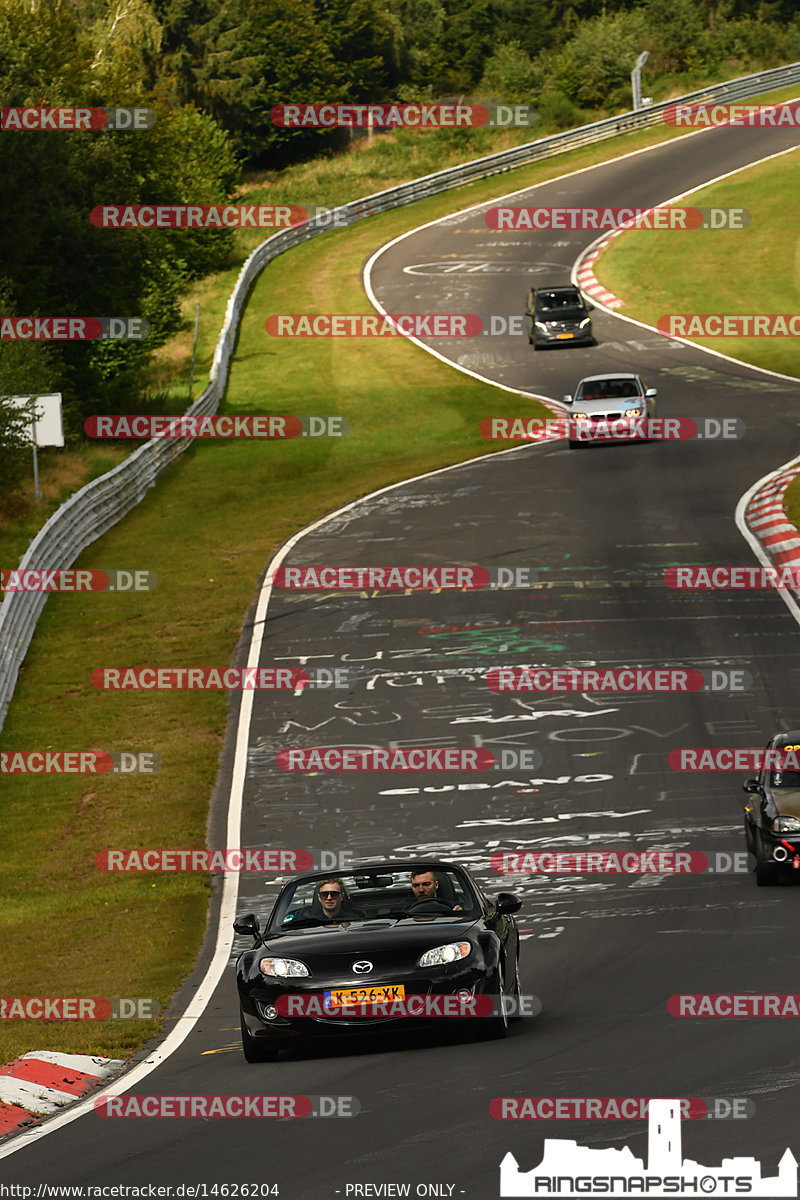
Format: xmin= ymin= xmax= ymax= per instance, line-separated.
xmin=770 ymin=771 xmax=800 ymax=788
xmin=576 ymin=378 xmax=642 ymax=401
xmin=537 ymin=291 xmax=584 ymax=315
xmin=269 ymin=867 xmax=479 ymax=931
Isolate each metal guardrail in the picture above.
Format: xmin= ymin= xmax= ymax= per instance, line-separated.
xmin=2 ymin=60 xmax=799 ymax=731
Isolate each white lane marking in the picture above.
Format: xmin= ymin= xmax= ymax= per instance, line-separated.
xmin=0 ymin=383 xmax=559 ymax=1162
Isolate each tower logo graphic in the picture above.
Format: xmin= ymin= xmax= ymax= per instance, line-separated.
xmin=500 ymin=1098 xmax=797 ymax=1197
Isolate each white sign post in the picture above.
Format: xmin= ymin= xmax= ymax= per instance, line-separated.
xmin=4 ymin=393 xmax=64 ymax=500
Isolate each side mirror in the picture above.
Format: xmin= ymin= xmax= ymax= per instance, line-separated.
xmin=586 ymin=303 xmax=595 ymax=312
xmin=233 ymin=912 xmax=261 ymax=937
xmin=562 ymin=395 xmax=573 ymax=405
xmin=742 ymin=778 xmax=761 ymax=794
xmin=524 ymin=309 xmax=534 ymax=317
xmin=495 ymin=892 xmax=522 ymax=915
xmin=645 ymin=388 xmax=657 ymax=397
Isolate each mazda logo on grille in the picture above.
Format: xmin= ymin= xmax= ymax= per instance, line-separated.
xmin=352 ymin=960 xmax=373 ymax=974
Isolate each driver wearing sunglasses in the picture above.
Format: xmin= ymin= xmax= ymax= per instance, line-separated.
xmin=314 ymin=878 xmax=365 ymax=922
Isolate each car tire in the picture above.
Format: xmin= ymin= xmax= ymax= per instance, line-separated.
xmin=481 ymin=965 xmax=509 ymax=1040
xmin=240 ymin=1005 xmax=282 ymax=1062
xmin=744 ymin=816 xmax=756 ymax=856
xmin=754 ymin=831 xmax=780 ymax=887
xmin=509 ymin=951 xmax=523 ymax=1022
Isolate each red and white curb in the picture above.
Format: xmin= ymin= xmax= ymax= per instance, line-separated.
xmin=575 ymin=241 xmax=625 ymax=310
xmin=0 ymin=1052 xmax=125 ymax=1136
xmin=743 ymin=462 xmax=800 ymax=570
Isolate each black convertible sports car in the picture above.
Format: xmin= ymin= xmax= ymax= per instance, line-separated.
xmin=233 ymin=859 xmax=522 ymax=1060
xmin=743 ymin=730 xmax=800 ymax=885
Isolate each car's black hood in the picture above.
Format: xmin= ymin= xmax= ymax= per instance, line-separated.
xmin=262 ymin=917 xmax=482 ymax=958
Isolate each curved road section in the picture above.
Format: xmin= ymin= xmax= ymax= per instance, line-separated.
xmin=3 ymin=123 xmax=800 ymax=1196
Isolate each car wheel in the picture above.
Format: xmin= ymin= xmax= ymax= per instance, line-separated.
xmin=481 ymin=965 xmax=509 ymax=1040
xmin=509 ymin=952 xmax=523 ymax=1023
xmin=744 ymin=816 xmax=755 ymax=855
xmin=240 ymin=1005 xmax=281 ymax=1062
xmin=754 ymin=831 xmax=780 ymax=887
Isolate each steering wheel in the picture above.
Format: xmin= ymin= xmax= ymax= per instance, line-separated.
xmin=406 ymin=899 xmax=453 ymax=914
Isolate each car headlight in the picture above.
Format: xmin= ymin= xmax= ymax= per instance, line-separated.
xmin=624 ymin=407 xmax=644 ymax=417
xmin=572 ymin=412 xmax=589 ymax=422
xmin=417 ymin=941 xmax=472 ymax=967
xmin=578 ymin=317 xmax=591 ymax=327
xmin=773 ymin=816 xmax=800 ymax=833
xmin=259 ymin=957 xmax=310 ymax=978
xmin=534 ymin=322 xmax=548 ymax=331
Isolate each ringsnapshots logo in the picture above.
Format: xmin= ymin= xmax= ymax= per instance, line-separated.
xmin=2 ymin=750 xmax=160 ymax=774
xmin=0 ymin=107 xmax=155 ymax=131
xmin=94 ymin=1095 xmax=359 ymax=1118
xmin=658 ymin=314 xmax=800 ymax=337
xmin=1 ymin=997 xmax=159 ymax=1019
xmin=1 ymin=569 xmax=156 ymax=592
xmin=91 ymin=205 xmax=374 ymax=230
xmin=485 ymin=206 xmax=749 ymax=231
xmin=84 ymin=414 xmax=348 ymax=438
xmin=491 ymin=850 xmax=751 ymax=875
xmin=486 ymin=667 xmax=750 ymax=694
xmin=479 ymin=416 xmax=745 ymax=443
xmin=1 ymin=317 xmax=149 ymax=340
xmin=664 ymin=100 xmax=800 ymax=126
xmin=270 ymin=565 xmax=540 ymax=589
xmin=96 ymin=848 xmax=356 ymax=872
xmin=271 ymin=102 xmax=536 ymax=128
xmin=665 ymin=565 xmax=800 ymax=589
xmin=89 ymin=666 xmax=350 ymax=690
xmin=499 ymin=1098 xmax=797 ymax=1197
xmin=491 ymin=1097 xmax=755 ymax=1121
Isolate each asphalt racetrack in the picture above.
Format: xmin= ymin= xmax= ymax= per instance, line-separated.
xmin=3 ymin=120 xmax=800 ymax=1197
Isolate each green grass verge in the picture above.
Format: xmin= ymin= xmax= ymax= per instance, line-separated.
xmin=594 ymin=117 xmax=800 ymax=377
xmin=2 ymin=79 xmax=799 ymax=1068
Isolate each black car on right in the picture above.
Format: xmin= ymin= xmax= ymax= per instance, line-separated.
xmin=743 ymin=730 xmax=800 ymax=885
xmin=525 ymin=285 xmax=594 ymax=349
